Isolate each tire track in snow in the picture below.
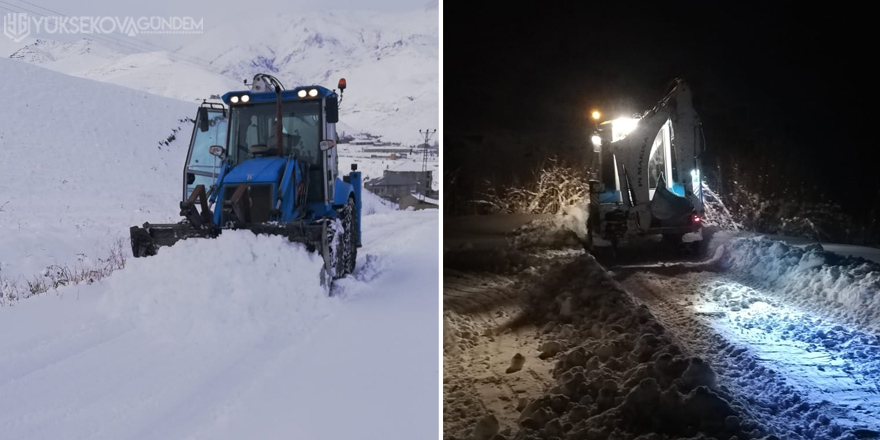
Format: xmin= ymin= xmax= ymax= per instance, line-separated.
xmin=621 ymin=270 xmax=880 ymax=438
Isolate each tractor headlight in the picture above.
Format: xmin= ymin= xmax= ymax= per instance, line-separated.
xmin=240 ymin=95 xmax=249 ymax=103
xmin=297 ymin=90 xmax=307 ymax=98
xmin=230 ymin=96 xmax=239 ymax=104
xmin=308 ymin=88 xmax=318 ymax=97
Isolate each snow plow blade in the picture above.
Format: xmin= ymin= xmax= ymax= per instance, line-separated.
xmin=129 ymin=221 xmax=333 ymax=282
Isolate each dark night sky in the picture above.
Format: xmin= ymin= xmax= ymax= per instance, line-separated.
xmin=445 ymin=3 xmax=875 ymax=217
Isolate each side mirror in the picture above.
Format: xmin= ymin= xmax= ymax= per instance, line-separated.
xmin=209 ymin=145 xmax=226 ymax=159
xmin=326 ymin=96 xmax=339 ymax=123
xmin=197 ymin=107 xmax=209 ymax=132
xmin=319 ymin=140 xmax=336 ymax=151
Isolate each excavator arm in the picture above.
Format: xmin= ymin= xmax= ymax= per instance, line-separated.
xmin=588 ymin=79 xmax=705 ymax=250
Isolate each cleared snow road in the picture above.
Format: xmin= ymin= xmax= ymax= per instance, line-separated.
xmin=616 ymin=266 xmax=880 ymax=439
xmin=0 ymin=210 xmax=438 ymax=440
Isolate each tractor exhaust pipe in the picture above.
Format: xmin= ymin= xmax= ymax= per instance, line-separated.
xmin=276 ymin=85 xmax=283 ymax=157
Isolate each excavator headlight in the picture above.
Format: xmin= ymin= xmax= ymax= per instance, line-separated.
xmin=297 ymin=90 xmax=307 ymax=98
xmin=308 ymin=89 xmax=318 ymax=97
xmin=240 ymin=95 xmax=250 ymax=103
xmin=230 ymin=96 xmax=240 ymax=104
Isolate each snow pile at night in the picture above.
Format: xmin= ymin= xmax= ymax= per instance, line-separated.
xmin=502 ymin=255 xmax=764 ymax=440
xmin=510 ymin=215 xmax=584 ymax=250
xmin=723 ymin=236 xmax=880 ymax=331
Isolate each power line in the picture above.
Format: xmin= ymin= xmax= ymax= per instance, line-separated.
xmin=8 ymin=0 xmax=213 ymax=67
xmin=418 ymin=128 xmax=436 ymax=202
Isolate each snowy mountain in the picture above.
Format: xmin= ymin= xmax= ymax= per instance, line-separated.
xmin=75 ymin=51 xmax=242 ymax=102
xmin=176 ymin=9 xmax=438 ymax=143
xmin=9 ymin=38 xmax=122 ymax=71
xmin=4 ymin=8 xmax=439 ymax=143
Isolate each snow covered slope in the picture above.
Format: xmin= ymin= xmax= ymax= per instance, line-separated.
xmin=8 ymin=39 xmax=241 ymax=102
xmin=0 ymin=58 xmax=193 ymax=287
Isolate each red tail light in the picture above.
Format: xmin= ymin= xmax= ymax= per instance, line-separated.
xmin=693 ymin=215 xmax=701 ymax=223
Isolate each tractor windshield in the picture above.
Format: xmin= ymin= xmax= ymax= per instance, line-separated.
xmin=228 ymin=101 xmax=321 ymax=165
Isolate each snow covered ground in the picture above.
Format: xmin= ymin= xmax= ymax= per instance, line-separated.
xmin=0 ymin=209 xmax=439 ymax=439
xmin=444 ymin=214 xmax=880 ymax=439
xmin=1 ymin=57 xmax=438 ymax=439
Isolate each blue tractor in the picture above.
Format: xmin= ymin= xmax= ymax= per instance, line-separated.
xmin=130 ymin=74 xmax=362 ymax=285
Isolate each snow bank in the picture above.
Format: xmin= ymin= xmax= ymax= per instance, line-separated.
xmin=723 ymin=236 xmax=880 ymax=331
xmin=505 ymin=254 xmax=765 ymax=439
xmin=510 ymin=215 xmax=584 ymax=250
xmin=98 ymin=231 xmax=333 ymax=344
xmin=361 ymin=188 xmax=398 ymax=215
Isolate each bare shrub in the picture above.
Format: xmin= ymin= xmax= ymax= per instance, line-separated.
xmin=473 ymin=157 xmax=591 ymax=215
xmin=1 ymin=238 xmax=127 ymax=306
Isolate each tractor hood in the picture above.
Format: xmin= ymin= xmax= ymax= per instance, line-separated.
xmin=223 ymin=157 xmax=286 ymax=184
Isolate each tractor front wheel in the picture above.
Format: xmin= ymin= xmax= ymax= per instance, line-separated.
xmin=331 ymin=197 xmax=358 ymax=279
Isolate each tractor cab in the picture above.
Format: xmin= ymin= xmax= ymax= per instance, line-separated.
xmin=214 ymin=85 xmax=341 ymax=214
xmin=185 ymin=101 xmax=227 ymax=201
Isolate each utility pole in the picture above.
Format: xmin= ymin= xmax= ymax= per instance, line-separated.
xmin=419 ymin=129 xmax=436 ymax=202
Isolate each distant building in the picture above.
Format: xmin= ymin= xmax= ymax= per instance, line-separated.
xmin=365 ymin=170 xmax=435 ymax=203
xmin=362 ymin=145 xmax=411 ymax=155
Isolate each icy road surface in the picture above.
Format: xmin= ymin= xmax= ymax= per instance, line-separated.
xmin=0 ymin=210 xmax=438 ymax=440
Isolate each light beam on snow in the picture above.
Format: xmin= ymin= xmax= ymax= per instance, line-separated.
xmin=693 ymin=280 xmax=880 ymax=430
